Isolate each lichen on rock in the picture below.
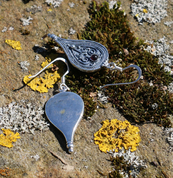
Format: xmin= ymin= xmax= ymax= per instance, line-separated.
xmin=5 ymin=39 xmax=22 ymax=50
xmin=0 ymin=102 xmax=49 ymax=134
xmin=0 ymin=128 xmax=20 ymax=148
xmin=109 ymin=148 xmax=147 ymax=178
xmin=45 ymin=0 xmax=63 ymax=8
xmin=23 ymin=58 xmax=60 ymax=93
xmin=94 ymin=119 xmax=141 ymax=153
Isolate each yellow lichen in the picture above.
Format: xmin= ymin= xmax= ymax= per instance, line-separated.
xmin=143 ymin=9 xmax=148 ymax=13
xmin=0 ymin=129 xmax=20 ymax=148
xmin=23 ymin=58 xmax=60 ymax=93
xmin=41 ymin=58 xmax=53 ymax=69
xmin=5 ymin=40 xmax=22 ymax=50
xmin=94 ymin=119 xmax=141 ymax=153
xmin=47 ymin=8 xmax=52 ymax=12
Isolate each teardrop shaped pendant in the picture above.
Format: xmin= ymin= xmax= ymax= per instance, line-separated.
xmin=47 ymin=34 xmax=142 ymax=87
xmin=47 ymin=34 xmax=109 ymax=73
xmin=28 ymin=58 xmax=84 ymax=153
xmin=45 ymin=91 xmax=84 ymax=153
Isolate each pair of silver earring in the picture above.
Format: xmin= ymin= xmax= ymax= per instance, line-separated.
xmin=28 ymin=34 xmax=142 ymax=153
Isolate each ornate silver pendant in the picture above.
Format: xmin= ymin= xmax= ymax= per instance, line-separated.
xmin=47 ymin=34 xmax=108 ymax=73
xmin=47 ymin=34 xmax=142 ymax=87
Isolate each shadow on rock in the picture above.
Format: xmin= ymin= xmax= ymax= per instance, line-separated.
xmin=49 ymin=123 xmax=68 ymax=153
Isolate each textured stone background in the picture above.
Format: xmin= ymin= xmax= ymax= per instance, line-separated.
xmin=0 ymin=0 xmax=173 ymax=177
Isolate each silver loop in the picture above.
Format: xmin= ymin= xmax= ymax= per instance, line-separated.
xmin=100 ymin=62 xmax=142 ymax=88
xmin=102 ymin=61 xmax=123 ymax=71
xmin=28 ymin=57 xmax=70 ymax=92
xmin=59 ymin=83 xmax=70 ymax=92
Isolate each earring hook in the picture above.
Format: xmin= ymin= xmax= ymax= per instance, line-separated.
xmin=28 ymin=57 xmax=70 ymax=92
xmin=100 ymin=63 xmax=142 ymax=88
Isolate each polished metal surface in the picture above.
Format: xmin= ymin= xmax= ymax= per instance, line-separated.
xmin=100 ymin=64 xmax=142 ymax=88
xmin=28 ymin=35 xmax=143 ymax=153
xmin=47 ymin=34 xmax=142 ymax=86
xmin=29 ymin=57 xmax=69 ymax=91
xmin=48 ymin=34 xmax=109 ymax=73
xmin=45 ymin=92 xmax=84 ymax=153
xmin=28 ymin=57 xmax=84 ymax=153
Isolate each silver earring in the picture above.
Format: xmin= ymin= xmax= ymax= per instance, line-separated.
xmin=46 ymin=34 xmax=142 ymax=88
xmin=28 ymin=34 xmax=142 ymax=153
xmin=29 ymin=58 xmax=84 ymax=153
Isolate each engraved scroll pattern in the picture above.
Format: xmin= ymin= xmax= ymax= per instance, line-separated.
xmin=67 ymin=44 xmax=102 ymax=67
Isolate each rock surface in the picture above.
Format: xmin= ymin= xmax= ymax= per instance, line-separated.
xmin=0 ymin=0 xmax=173 ymax=177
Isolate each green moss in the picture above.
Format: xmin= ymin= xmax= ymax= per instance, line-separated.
xmin=22 ymin=0 xmax=33 ymax=4
xmin=47 ymin=1 xmax=173 ymax=127
xmin=109 ymin=155 xmax=146 ymax=178
xmin=19 ymin=28 xmax=30 ymax=35
xmin=108 ymin=156 xmax=130 ymax=178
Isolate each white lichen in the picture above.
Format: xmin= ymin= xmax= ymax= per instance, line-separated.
xmin=26 ymin=5 xmax=42 ymax=14
xmin=0 ymin=102 xmax=49 ymax=134
xmin=109 ymin=1 xmax=117 ymax=9
xmin=168 ymin=82 xmax=173 ymax=93
xmin=53 ymin=46 xmax=59 ymax=51
xmin=167 ymin=132 xmax=173 ymax=146
xmin=97 ymin=91 xmax=109 ymax=104
xmin=151 ymin=103 xmax=158 ymax=110
xmin=8 ymin=27 xmax=14 ymax=31
xmin=45 ymin=0 xmax=63 ymax=8
xmin=69 ymin=2 xmax=75 ymax=8
xmin=35 ymin=55 xmax=39 ymax=61
xmin=2 ymin=27 xmax=7 ymax=33
xmin=144 ymin=37 xmax=173 ymax=75
xmin=20 ymin=16 xmax=33 ymax=26
xmin=164 ymin=21 xmax=173 ymax=27
xmin=164 ymin=127 xmax=173 ymax=151
xmin=131 ymin=0 xmax=168 ymax=24
xmin=31 ymin=154 xmax=40 ymax=161
xmin=110 ymin=148 xmax=146 ymax=178
xmin=149 ymin=81 xmax=153 ymax=86
xmin=19 ymin=61 xmax=30 ymax=71
xmin=68 ymin=27 xmax=76 ymax=35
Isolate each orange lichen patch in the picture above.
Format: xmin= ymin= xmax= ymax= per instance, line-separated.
xmin=0 ymin=167 xmax=11 ymax=177
xmin=94 ymin=119 xmax=141 ymax=153
xmin=5 ymin=40 xmax=22 ymax=50
xmin=23 ymin=58 xmax=60 ymax=93
xmin=0 ymin=129 xmax=20 ymax=148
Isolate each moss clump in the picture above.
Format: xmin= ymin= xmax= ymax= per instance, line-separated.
xmin=42 ymin=1 xmax=173 ymax=127
xmin=22 ymin=0 xmax=33 ymax=4
xmin=105 ymin=83 xmax=173 ymax=127
xmin=65 ymin=1 xmax=173 ymax=127
xmin=108 ymin=156 xmax=131 ymax=178
xmin=19 ymin=28 xmax=30 ymax=35
xmin=108 ymin=155 xmax=145 ymax=178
